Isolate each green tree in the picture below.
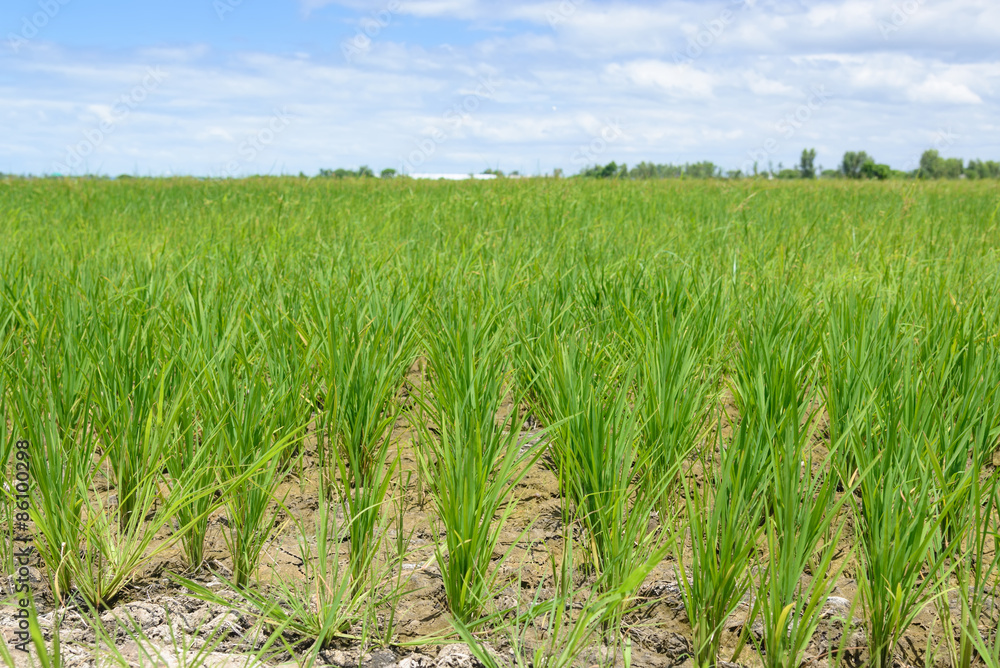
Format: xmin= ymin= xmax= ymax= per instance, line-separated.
xmin=798 ymin=149 xmax=817 ymax=179
xmin=918 ymin=149 xmax=943 ymax=178
xmin=860 ymin=160 xmax=891 ymax=180
xmin=841 ymin=151 xmax=870 ymax=179
xmin=919 ymin=150 xmax=964 ymax=179
xmin=685 ymin=161 xmax=718 ymax=178
xmin=966 ymin=159 xmax=1000 ymax=179
xmin=580 ymin=161 xmax=626 ymax=179
xmin=380 ymin=168 xmax=397 ymax=179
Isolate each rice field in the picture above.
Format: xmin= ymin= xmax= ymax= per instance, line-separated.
xmin=1 ymin=176 xmax=999 ymax=667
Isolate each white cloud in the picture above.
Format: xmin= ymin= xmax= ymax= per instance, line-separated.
xmin=908 ymin=76 xmax=982 ymax=105
xmin=606 ymin=60 xmax=716 ymax=99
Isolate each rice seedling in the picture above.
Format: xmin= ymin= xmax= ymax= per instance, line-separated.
xmin=21 ymin=356 xmax=225 ymax=607
xmin=0 ymin=360 xmax=15 ymax=576
xmin=89 ymin=301 xmax=174 ymax=535
xmin=959 ymin=474 xmax=1000 ymax=668
xmin=925 ymin=334 xmax=1000 ymax=668
xmin=846 ymin=370 xmax=968 ymax=668
xmin=752 ymin=410 xmax=851 ymax=668
xmin=164 ymin=392 xmax=221 ymax=572
xmin=308 ymin=274 xmax=417 ymax=590
xmin=378 ymin=475 xmax=418 ymax=647
xmin=677 ymin=415 xmax=769 ymax=668
xmin=103 ymin=605 xmax=234 ymax=668
xmin=731 ymin=284 xmax=818 ymax=434
xmin=528 ymin=334 xmax=663 ymax=600
xmin=175 ymin=495 xmax=370 ymax=660
xmin=821 ymin=290 xmax=906 ymax=476
xmin=413 ymin=293 xmax=537 ymax=624
xmin=10 ymin=346 xmax=94 ymax=604
xmin=941 ymin=471 xmax=1000 ymax=668
xmin=204 ymin=349 xmax=300 ymax=590
xmin=919 ymin=303 xmax=1000 ymax=548
xmin=633 ymin=275 xmax=723 ymax=519
xmin=251 ymin=291 xmax=314 ymax=470
xmin=453 ymin=534 xmax=668 ymax=668
xmin=163 ymin=278 xmax=245 ymax=571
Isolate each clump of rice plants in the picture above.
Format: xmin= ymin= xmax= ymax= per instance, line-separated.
xmin=529 ymin=334 xmax=661 ymax=602
xmin=454 ymin=532 xmax=667 ymax=668
xmin=844 ymin=343 xmax=967 ymax=668
xmin=634 ymin=274 xmax=724 ymax=520
xmin=10 ymin=301 xmax=95 ymax=603
xmin=413 ymin=292 xmax=537 ymax=624
xmin=677 ymin=415 xmax=769 ymax=668
xmin=309 ymin=273 xmax=417 ymax=591
xmin=204 ymin=349 xmax=299 ymax=590
xmin=176 ymin=496 xmax=370 ymax=657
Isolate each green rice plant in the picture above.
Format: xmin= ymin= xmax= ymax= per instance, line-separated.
xmin=529 ymin=335 xmax=661 ymax=599
xmin=929 ymin=345 xmax=1000 ymax=668
xmin=677 ymin=416 xmax=769 ymax=668
xmin=251 ymin=294 xmax=314 ymax=471
xmin=51 ymin=362 xmax=227 ymax=608
xmin=14 ymin=358 xmax=210 ymax=608
xmin=175 ymin=496 xmax=369 ymax=660
xmin=413 ymin=294 xmax=537 ymax=624
xmin=89 ymin=302 xmax=174 ymax=534
xmin=308 ymin=276 xmax=417 ymax=590
xmin=204 ymin=351 xmax=299 ymax=590
xmin=164 ymin=393 xmax=221 ymax=572
xmin=941 ymin=471 xmax=1000 ymax=668
xmin=10 ymin=348 xmax=94 ymax=604
xmin=921 ymin=314 xmax=1000 ymax=548
xmin=958 ymin=474 xmax=1000 ymax=668
xmin=821 ymin=290 xmax=906 ymax=477
xmin=101 ymin=605 xmax=234 ymax=668
xmin=633 ymin=276 xmax=722 ymax=520
xmin=847 ymin=387 xmax=967 ymax=668
xmin=453 ymin=534 xmax=668 ymax=668
xmin=164 ymin=278 xmax=245 ymax=571
xmin=7 ymin=282 xmax=97 ymax=601
xmin=731 ymin=284 xmax=818 ymax=434
xmin=378 ymin=475 xmax=418 ymax=647
xmin=752 ymin=409 xmax=851 ymax=668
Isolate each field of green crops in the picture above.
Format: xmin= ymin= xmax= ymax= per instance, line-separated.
xmin=1 ymin=177 xmax=999 ymax=667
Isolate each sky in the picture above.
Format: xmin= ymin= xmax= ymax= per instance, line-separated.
xmin=1 ymin=0 xmax=998 ymax=177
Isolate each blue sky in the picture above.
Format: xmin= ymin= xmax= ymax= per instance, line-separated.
xmin=2 ymin=0 xmax=998 ymax=176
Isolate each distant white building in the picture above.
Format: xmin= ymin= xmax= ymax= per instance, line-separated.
xmin=408 ymin=173 xmax=497 ymax=180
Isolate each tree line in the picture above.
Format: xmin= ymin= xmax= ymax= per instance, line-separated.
xmin=576 ymin=149 xmax=1000 ymax=180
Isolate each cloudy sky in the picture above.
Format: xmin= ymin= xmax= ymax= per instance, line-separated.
xmin=2 ymin=0 xmax=997 ymax=176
